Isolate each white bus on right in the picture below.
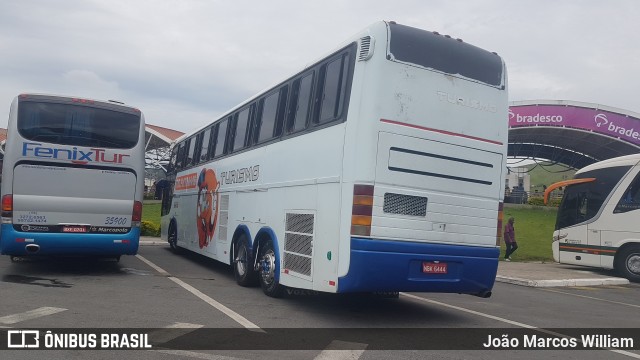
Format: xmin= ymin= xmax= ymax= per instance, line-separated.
xmin=545 ymin=154 xmax=640 ymax=282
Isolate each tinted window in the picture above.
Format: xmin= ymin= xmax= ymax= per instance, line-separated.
xmin=18 ymin=101 xmax=141 ymax=148
xmin=289 ymin=72 xmax=314 ymax=133
xmin=175 ymin=143 xmax=186 ymax=170
xmin=258 ymin=91 xmax=280 ymax=143
xmin=388 ymin=23 xmax=503 ymax=87
xmin=186 ymin=138 xmax=196 ymax=166
xmin=199 ymin=128 xmax=211 ymax=162
xmin=213 ymin=120 xmax=228 ymax=158
xmin=556 ymin=166 xmax=631 ymax=229
xmin=318 ymin=56 xmax=345 ymax=123
xmin=614 ymin=172 xmax=640 ymax=213
xmin=232 ymin=108 xmax=251 ymax=151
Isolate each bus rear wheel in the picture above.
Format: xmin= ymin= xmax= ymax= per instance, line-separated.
xmin=616 ymin=246 xmax=640 ymax=282
xmin=258 ymin=240 xmax=285 ymax=298
xmin=234 ymin=235 xmax=257 ymax=286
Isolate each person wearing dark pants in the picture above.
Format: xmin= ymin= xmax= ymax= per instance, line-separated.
xmin=504 ymin=217 xmax=518 ymax=261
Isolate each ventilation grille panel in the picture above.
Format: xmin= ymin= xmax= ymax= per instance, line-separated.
xmin=283 ymin=212 xmax=314 ymax=279
xmin=383 ymin=193 xmax=428 ymax=217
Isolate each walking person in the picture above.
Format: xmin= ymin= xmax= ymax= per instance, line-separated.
xmin=504 ymin=217 xmax=518 ymax=261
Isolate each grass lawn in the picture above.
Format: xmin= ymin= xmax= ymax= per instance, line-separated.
xmin=502 ymin=205 xmax=557 ymax=262
xmin=142 ymin=201 xmax=559 ymax=262
xmin=142 ymin=202 xmax=161 ymax=225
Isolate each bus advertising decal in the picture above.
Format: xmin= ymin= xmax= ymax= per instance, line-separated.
xmin=197 ymin=169 xmax=220 ymax=249
xmin=509 ymin=105 xmax=640 ymax=146
xmin=175 ymin=173 xmax=198 ymax=191
xmin=21 ymin=142 xmax=131 ymax=165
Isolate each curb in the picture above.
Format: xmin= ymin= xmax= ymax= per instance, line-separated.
xmin=139 ymin=238 xmax=166 ymax=246
xmin=496 ymin=275 xmax=629 ymax=287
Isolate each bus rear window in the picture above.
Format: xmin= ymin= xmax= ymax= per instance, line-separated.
xmin=388 ymin=23 xmax=503 ymax=87
xmin=18 ymin=101 xmax=141 ymax=149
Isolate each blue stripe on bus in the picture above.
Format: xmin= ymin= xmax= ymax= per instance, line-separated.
xmin=0 ymin=224 xmax=140 ymax=256
xmin=337 ymin=237 xmax=499 ymax=295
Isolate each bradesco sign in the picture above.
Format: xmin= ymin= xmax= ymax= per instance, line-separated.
xmin=509 ymin=105 xmax=640 ymax=146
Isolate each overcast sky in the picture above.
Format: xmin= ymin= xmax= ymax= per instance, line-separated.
xmin=1 ymin=0 xmax=639 ymax=134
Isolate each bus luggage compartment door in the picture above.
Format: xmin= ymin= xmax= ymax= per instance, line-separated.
xmin=373 ymin=132 xmax=504 ymax=247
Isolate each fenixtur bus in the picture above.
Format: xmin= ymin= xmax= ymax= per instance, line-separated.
xmin=1 ymin=94 xmax=146 ymax=259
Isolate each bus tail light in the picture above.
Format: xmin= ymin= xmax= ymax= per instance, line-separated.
xmin=2 ymin=194 xmax=13 ymax=218
xmin=496 ymin=201 xmax=503 ymax=246
xmin=351 ymin=184 xmax=373 ymax=236
xmin=132 ymin=201 xmax=142 ymax=227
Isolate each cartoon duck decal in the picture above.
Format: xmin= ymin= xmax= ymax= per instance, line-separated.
xmin=196 ymin=168 xmax=220 ymax=249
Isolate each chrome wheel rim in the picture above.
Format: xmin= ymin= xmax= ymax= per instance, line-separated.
xmin=627 ymin=254 xmax=640 ymax=275
xmin=236 ymin=244 xmax=247 ymax=276
xmin=260 ymin=249 xmax=276 ymax=285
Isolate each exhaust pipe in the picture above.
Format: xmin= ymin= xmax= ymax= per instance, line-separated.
xmin=25 ymin=244 xmax=40 ymax=254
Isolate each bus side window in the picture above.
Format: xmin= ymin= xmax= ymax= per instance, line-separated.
xmin=257 ymin=87 xmax=286 ymax=143
xmin=192 ymin=132 xmax=204 ymax=165
xmin=231 ymin=106 xmax=252 ymax=152
xmin=287 ymin=72 xmax=314 ymax=134
xmin=317 ymin=53 xmax=348 ymax=124
xmin=213 ymin=119 xmax=228 ymax=158
xmin=175 ymin=142 xmax=186 ymax=170
xmin=199 ymin=127 xmax=211 ymax=163
xmin=615 ymin=173 xmax=640 ymax=213
xmin=186 ymin=137 xmax=196 ymax=166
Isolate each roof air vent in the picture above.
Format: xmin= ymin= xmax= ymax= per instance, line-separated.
xmin=358 ymin=36 xmax=375 ymax=61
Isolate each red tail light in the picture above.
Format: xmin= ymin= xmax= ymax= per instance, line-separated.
xmin=2 ymin=194 xmax=13 ymax=217
xmin=132 ymin=201 xmax=143 ymax=223
xmin=351 ymin=184 xmax=374 ymax=236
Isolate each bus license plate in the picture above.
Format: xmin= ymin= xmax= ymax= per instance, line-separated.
xmin=63 ymin=226 xmax=87 ymax=233
xmin=422 ymin=262 xmax=447 ymax=274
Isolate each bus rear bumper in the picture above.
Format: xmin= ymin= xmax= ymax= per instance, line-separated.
xmin=337 ymin=237 xmax=499 ymax=296
xmin=0 ymin=224 xmax=140 ymax=256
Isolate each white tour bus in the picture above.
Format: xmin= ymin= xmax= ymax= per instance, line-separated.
xmin=0 ymin=94 xmax=146 ymax=259
xmin=545 ymin=154 xmax=640 ymax=282
xmin=160 ymin=21 xmax=508 ymax=297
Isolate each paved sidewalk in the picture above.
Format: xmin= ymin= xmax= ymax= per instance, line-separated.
xmin=496 ymin=260 xmax=629 ymax=287
xmin=139 ymin=236 xmax=630 ymax=288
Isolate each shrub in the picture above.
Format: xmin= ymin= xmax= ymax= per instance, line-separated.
xmin=527 ymin=197 xmax=562 ymax=207
xmin=527 ymin=197 xmax=545 ymax=206
xmin=141 ymin=221 xmax=160 ymax=237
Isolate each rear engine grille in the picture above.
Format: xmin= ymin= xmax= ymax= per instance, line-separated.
xmin=383 ymin=193 xmax=428 ymax=217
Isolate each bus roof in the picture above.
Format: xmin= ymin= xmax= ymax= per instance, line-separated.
xmin=576 ymin=153 xmax=640 ymax=175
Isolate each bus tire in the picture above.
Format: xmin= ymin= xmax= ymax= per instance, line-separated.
xmin=233 ymin=235 xmax=257 ymax=286
xmin=616 ymin=245 xmax=640 ymax=282
xmin=168 ymin=222 xmax=180 ymax=253
xmin=258 ymin=240 xmax=285 ymax=298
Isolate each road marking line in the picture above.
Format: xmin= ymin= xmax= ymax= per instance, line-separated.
xmin=313 ymin=340 xmax=367 ymax=360
xmin=401 ymin=293 xmax=640 ymax=359
xmin=152 ymin=350 xmax=247 ymax=360
xmin=151 ymin=322 xmax=204 ymax=345
xmin=0 ymin=307 xmax=67 ymax=325
xmin=136 ymin=255 xmax=263 ymax=332
xmin=541 ymin=288 xmax=640 ymax=309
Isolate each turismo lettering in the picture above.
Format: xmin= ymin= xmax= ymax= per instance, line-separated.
xmin=515 ymin=114 xmax=563 ymax=123
xmin=221 ymin=165 xmax=260 ymax=185
xmin=22 ymin=142 xmax=129 ymax=164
